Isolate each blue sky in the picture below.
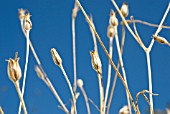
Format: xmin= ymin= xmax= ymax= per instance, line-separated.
xmin=0 ymin=0 xmax=170 ymax=114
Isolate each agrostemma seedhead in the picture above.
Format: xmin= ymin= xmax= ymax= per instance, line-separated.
xmin=90 ymin=50 xmax=102 ymax=75
xmin=51 ymin=48 xmax=62 ymax=66
xmin=23 ymin=12 xmax=32 ymax=31
xmin=6 ymin=54 xmax=22 ymax=83
xmin=120 ymin=2 xmax=129 ymax=18
xmin=109 ymin=10 xmax=118 ymax=26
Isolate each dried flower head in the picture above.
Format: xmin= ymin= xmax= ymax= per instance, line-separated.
xmin=153 ymin=35 xmax=170 ymax=46
xmin=120 ymin=2 xmax=129 ymax=18
xmin=90 ymin=50 xmax=102 ymax=75
xmin=7 ymin=53 xmax=22 ymax=82
xmin=77 ymin=79 xmax=84 ymax=87
xmin=107 ymin=25 xmax=115 ymax=38
xmin=23 ymin=11 xmax=32 ymax=31
xmin=35 ymin=65 xmax=44 ymax=80
xmin=109 ymin=10 xmax=118 ymax=26
xmin=18 ymin=8 xmax=26 ymax=20
xmin=119 ymin=105 xmax=130 ymax=114
xmin=51 ymin=48 xmax=62 ymax=66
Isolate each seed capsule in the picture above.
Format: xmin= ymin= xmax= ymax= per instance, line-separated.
xmin=51 ymin=48 xmax=62 ymax=66
xmin=77 ymin=79 xmax=84 ymax=87
xmin=153 ymin=35 xmax=170 ymax=45
xmin=109 ymin=10 xmax=118 ymax=26
xmin=107 ymin=25 xmax=115 ymax=38
xmin=120 ymin=2 xmax=129 ymax=18
xmin=90 ymin=50 xmax=102 ymax=75
xmin=23 ymin=12 xmax=32 ymax=31
xmin=7 ymin=56 xmax=22 ymax=82
xmin=35 ymin=66 xmax=44 ymax=80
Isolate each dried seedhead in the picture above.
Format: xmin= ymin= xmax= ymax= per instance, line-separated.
xmin=51 ymin=48 xmax=62 ymax=66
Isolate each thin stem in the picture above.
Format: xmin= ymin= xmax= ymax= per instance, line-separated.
xmin=104 ymin=37 xmax=113 ymax=114
xmin=148 ymin=3 xmax=170 ymax=51
xmin=97 ymin=74 xmax=104 ymax=114
xmin=45 ymin=78 xmax=69 ymax=114
xmin=0 ymin=106 xmax=4 ymax=114
xmin=146 ymin=51 xmax=153 ymax=114
xmin=88 ymin=98 xmax=100 ymax=112
xmin=14 ymin=81 xmax=27 ymax=114
xmin=115 ymin=31 xmax=132 ymax=114
xmin=106 ymin=24 xmax=125 ymax=114
xmin=59 ymin=65 xmax=77 ymax=114
xmin=18 ymin=30 xmax=30 ymax=114
xmin=76 ymin=0 xmax=139 ymax=113
xmin=72 ymin=14 xmax=77 ymax=93
xmin=125 ymin=19 xmax=170 ymax=29
xmin=111 ymin=0 xmax=146 ymax=50
xmin=79 ymin=86 xmax=91 ymax=114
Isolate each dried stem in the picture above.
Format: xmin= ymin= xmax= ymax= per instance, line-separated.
xmin=97 ymin=74 xmax=104 ymax=114
xmin=115 ymin=29 xmax=131 ymax=114
xmin=0 ymin=106 xmax=4 ymax=114
xmin=88 ymin=98 xmax=100 ymax=112
xmin=79 ymin=86 xmax=91 ymax=114
xmin=59 ymin=65 xmax=77 ymax=114
xmin=76 ymin=0 xmax=139 ymax=113
xmin=106 ymin=24 xmax=125 ymax=114
xmin=18 ymin=30 xmax=30 ymax=114
xmin=72 ymin=2 xmax=79 ymax=93
xmin=104 ymin=37 xmax=113 ymax=114
xmin=125 ymin=19 xmax=170 ymax=29
xmin=14 ymin=81 xmax=27 ymax=114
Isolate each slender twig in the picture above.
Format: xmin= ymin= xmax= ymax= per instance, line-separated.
xmin=14 ymin=81 xmax=27 ymax=114
xmin=106 ymin=24 xmax=125 ymax=114
xmin=125 ymin=19 xmax=170 ymax=29
xmin=72 ymin=2 xmax=79 ymax=93
xmin=104 ymin=37 xmax=113 ymax=114
xmin=18 ymin=30 xmax=30 ymax=114
xmin=35 ymin=66 xmax=69 ymax=114
xmin=0 ymin=106 xmax=4 ymax=114
xmin=111 ymin=0 xmax=146 ymax=51
xmin=77 ymin=79 xmax=91 ymax=114
xmin=97 ymin=74 xmax=104 ymax=114
xmin=76 ymin=0 xmax=139 ymax=113
xmin=115 ymin=28 xmax=132 ymax=114
xmin=59 ymin=64 xmax=77 ymax=114
xmin=88 ymin=98 xmax=100 ymax=112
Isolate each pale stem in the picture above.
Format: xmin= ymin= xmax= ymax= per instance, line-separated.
xmin=146 ymin=51 xmax=153 ymax=114
xmin=104 ymin=37 xmax=113 ymax=114
xmin=45 ymin=78 xmax=69 ymax=114
xmin=0 ymin=106 xmax=4 ymax=114
xmin=97 ymin=74 xmax=104 ymax=114
xmin=14 ymin=81 xmax=27 ymax=114
xmin=18 ymin=30 xmax=30 ymax=114
xmin=72 ymin=16 xmax=77 ymax=93
xmin=148 ymin=3 xmax=170 ymax=51
xmin=111 ymin=0 xmax=146 ymax=50
xmin=76 ymin=0 xmax=139 ymax=113
xmin=106 ymin=25 xmax=125 ymax=114
xmin=115 ymin=31 xmax=132 ymax=114
xmin=79 ymin=86 xmax=91 ymax=114
xmin=59 ymin=65 xmax=77 ymax=114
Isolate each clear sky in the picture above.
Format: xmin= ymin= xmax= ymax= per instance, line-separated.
xmin=0 ymin=0 xmax=170 ymax=114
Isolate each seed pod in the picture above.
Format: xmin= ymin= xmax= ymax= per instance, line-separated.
xmin=120 ymin=2 xmax=129 ymax=18
xmin=90 ymin=50 xmax=102 ymax=75
xmin=7 ymin=57 xmax=22 ymax=82
xmin=119 ymin=105 xmax=129 ymax=114
xmin=51 ymin=48 xmax=62 ymax=66
xmin=153 ymin=35 xmax=170 ymax=45
xmin=77 ymin=79 xmax=84 ymax=87
xmin=35 ymin=65 xmax=44 ymax=80
xmin=23 ymin=12 xmax=32 ymax=31
xmin=109 ymin=10 xmax=118 ymax=26
xmin=107 ymin=25 xmax=115 ymax=38
xmin=18 ymin=9 xmax=26 ymax=20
